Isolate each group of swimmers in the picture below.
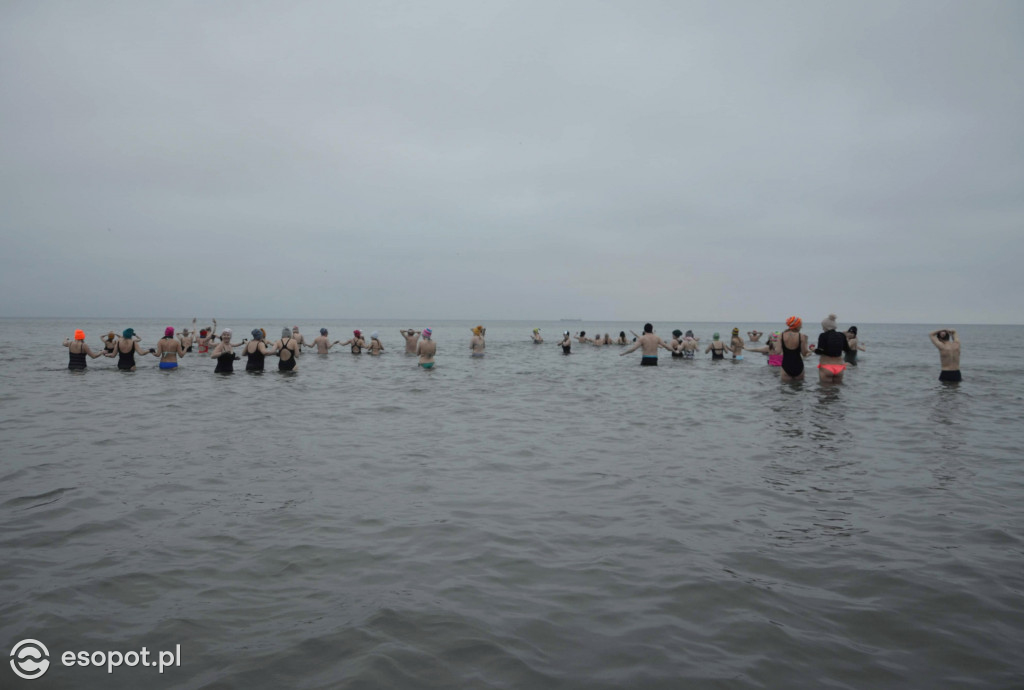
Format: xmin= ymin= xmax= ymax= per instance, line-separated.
xmin=63 ymin=325 xmax=439 ymax=372
xmin=62 ymin=315 xmax=963 ymax=382
xmin=533 ymin=314 xmax=961 ymax=383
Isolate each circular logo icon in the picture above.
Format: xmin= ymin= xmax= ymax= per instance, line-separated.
xmin=10 ymin=639 xmax=50 ymax=680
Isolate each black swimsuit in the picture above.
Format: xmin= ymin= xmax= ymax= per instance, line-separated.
xmin=68 ymin=347 xmax=87 ymax=370
xmin=278 ymin=339 xmax=296 ymax=371
xmin=781 ymin=332 xmax=804 ymax=378
xmin=117 ymin=343 xmax=136 ymax=370
xmin=245 ymin=342 xmax=266 ymax=371
xmin=711 ymin=343 xmax=725 ymax=360
xmin=215 ymin=350 xmax=236 ymax=373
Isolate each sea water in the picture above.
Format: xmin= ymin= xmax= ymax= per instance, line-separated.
xmin=2 ymin=318 xmax=1022 ymax=688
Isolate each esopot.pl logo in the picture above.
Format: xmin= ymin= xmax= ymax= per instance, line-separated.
xmin=10 ymin=639 xmax=50 ymax=680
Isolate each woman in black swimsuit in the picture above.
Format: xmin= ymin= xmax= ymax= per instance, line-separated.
xmin=244 ymin=329 xmax=269 ymax=372
xmin=274 ymin=327 xmax=298 ymax=371
xmin=705 ymin=333 xmax=727 ymax=360
xmin=100 ymin=331 xmax=118 ymax=355
xmin=780 ymin=316 xmax=811 ymax=382
xmin=64 ymin=330 xmax=104 ymax=370
xmin=210 ymin=329 xmax=241 ymax=373
xmin=112 ymin=328 xmax=153 ymax=371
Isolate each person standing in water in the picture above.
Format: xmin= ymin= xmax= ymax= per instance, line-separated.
xmin=400 ymin=329 xmax=421 ymax=354
xmin=417 ymin=328 xmax=436 ymax=368
xmin=815 ymin=313 xmax=852 ymax=383
xmin=620 ymin=323 xmax=672 ymax=365
xmin=470 ymin=326 xmax=485 ymax=357
xmin=780 ymin=316 xmax=812 ymax=382
xmin=179 ymin=323 xmax=195 ymax=353
xmin=729 ymin=328 xmax=745 ymax=360
xmin=270 ymin=327 xmax=299 ymax=371
xmin=844 ymin=326 xmax=867 ymax=365
xmin=930 ymin=328 xmax=962 ymax=382
xmin=155 ymin=327 xmax=186 ymax=369
xmin=680 ymin=333 xmax=698 ymax=359
xmin=210 ymin=329 xmax=241 ymax=373
xmin=745 ymin=332 xmax=783 ymax=367
xmin=558 ymin=331 xmax=572 ymax=354
xmin=307 ymin=328 xmax=339 ymax=354
xmin=747 ymin=329 xmax=764 ymax=342
xmin=110 ymin=328 xmax=153 ymax=371
xmin=100 ymin=331 xmax=118 ymax=355
xmin=289 ymin=326 xmax=306 ymax=355
xmin=339 ymin=330 xmax=366 ymax=354
xmin=367 ymin=331 xmax=385 ymax=355
xmin=64 ymin=330 xmax=104 ymax=370
xmin=705 ymin=333 xmax=727 ymax=359
xmin=243 ymin=329 xmax=271 ymax=371
xmin=531 ymin=328 xmax=543 ymax=343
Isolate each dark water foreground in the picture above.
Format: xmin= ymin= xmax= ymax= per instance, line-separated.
xmin=2 ymin=319 xmax=1022 ymax=688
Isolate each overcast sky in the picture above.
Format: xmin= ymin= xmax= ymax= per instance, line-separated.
xmin=1 ymin=1 xmax=1021 ymax=323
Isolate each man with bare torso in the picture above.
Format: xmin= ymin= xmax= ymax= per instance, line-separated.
xmin=400 ymin=328 xmax=421 ymax=354
xmin=930 ymin=329 xmax=962 ymax=382
xmin=620 ymin=323 xmax=672 ymax=365
xmin=306 ymin=328 xmax=338 ymax=354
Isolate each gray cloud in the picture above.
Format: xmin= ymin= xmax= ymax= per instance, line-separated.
xmin=2 ymin=1 xmax=1021 ymax=322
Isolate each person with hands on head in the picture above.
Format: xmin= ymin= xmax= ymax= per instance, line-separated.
xmin=930 ymin=328 xmax=962 ymax=382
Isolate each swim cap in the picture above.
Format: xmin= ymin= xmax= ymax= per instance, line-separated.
xmin=200 ymin=329 xmax=207 ymax=337
xmin=564 ymin=331 xmax=570 ymax=336
xmin=282 ymin=327 xmax=291 ymax=338
xmin=472 ymin=326 xmax=482 ymax=336
xmin=74 ymin=329 xmax=85 ymax=340
xmin=822 ymin=313 xmax=838 ymax=331
xmin=713 ymin=332 xmax=720 ymax=340
xmin=644 ymin=323 xmax=653 ymax=333
xmin=354 ymin=330 xmax=361 ymax=337
xmin=222 ymin=329 xmax=231 ymax=338
xmin=847 ymin=326 xmax=858 ymax=335
xmin=251 ymin=328 xmax=262 ymax=339
xmin=770 ymin=331 xmax=780 ymax=341
xmin=370 ymin=331 xmax=379 ymax=340
xmin=422 ymin=328 xmax=432 ymax=339
xmin=260 ymin=328 xmax=267 ymax=339
xmin=786 ymin=316 xmax=802 ymax=330
xmin=672 ymin=329 xmax=682 ymax=338
xmin=122 ymin=328 xmax=134 ymax=339
xmin=223 ymin=328 xmax=232 ymax=336
xmin=164 ymin=327 xmax=174 ymax=337
xmin=732 ymin=328 xmax=739 ymax=334
xmin=533 ymin=328 xmax=540 ymax=333
xmin=107 ymin=331 xmax=115 ymax=339
xmin=320 ymin=328 xmax=328 ymax=335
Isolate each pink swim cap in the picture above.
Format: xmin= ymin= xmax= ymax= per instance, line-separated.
xmin=165 ymin=327 xmax=174 ymax=337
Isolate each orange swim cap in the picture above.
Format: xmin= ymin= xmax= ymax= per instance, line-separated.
xmin=74 ymin=329 xmax=85 ymax=340
xmin=786 ymin=316 xmax=802 ymax=330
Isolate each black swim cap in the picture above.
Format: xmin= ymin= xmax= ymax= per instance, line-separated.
xmin=644 ymin=323 xmax=653 ymax=333
xmin=847 ymin=326 xmax=858 ymax=335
